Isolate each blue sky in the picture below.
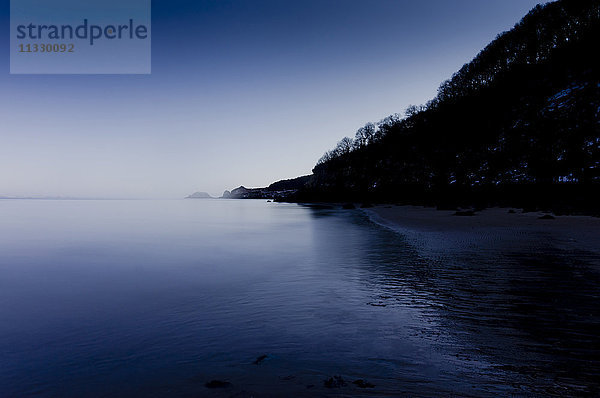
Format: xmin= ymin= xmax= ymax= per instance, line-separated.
xmin=0 ymin=0 xmax=545 ymax=198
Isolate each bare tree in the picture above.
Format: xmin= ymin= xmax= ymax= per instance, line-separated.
xmin=354 ymin=123 xmax=376 ymax=148
xmin=405 ymin=105 xmax=421 ymax=118
xmin=335 ymin=137 xmax=354 ymax=156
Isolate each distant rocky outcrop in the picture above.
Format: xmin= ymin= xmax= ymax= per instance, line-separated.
xmin=185 ymin=192 xmax=213 ymax=199
xmin=222 ymin=175 xmax=311 ymax=200
xmin=223 ymin=186 xmax=276 ymax=199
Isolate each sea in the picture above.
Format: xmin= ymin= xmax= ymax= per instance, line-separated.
xmin=1 ymin=199 xmax=598 ymax=397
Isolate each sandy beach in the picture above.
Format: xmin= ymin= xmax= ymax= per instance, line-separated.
xmin=364 ymin=205 xmax=600 ymax=264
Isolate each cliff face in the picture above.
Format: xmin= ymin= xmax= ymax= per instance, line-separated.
xmin=293 ymin=0 xmax=600 ymax=211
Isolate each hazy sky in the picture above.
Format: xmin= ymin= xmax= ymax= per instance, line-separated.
xmin=0 ymin=0 xmax=544 ymax=198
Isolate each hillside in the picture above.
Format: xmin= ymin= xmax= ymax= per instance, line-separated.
xmin=282 ymin=0 xmax=600 ymax=213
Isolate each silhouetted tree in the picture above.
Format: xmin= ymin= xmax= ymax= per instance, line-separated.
xmin=308 ymin=0 xmax=600 ymax=210
xmin=354 ymin=123 xmax=376 ymax=148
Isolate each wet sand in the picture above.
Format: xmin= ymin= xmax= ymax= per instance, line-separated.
xmin=364 ymin=205 xmax=600 ymax=259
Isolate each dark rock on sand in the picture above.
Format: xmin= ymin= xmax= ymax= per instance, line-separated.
xmin=342 ymin=203 xmax=356 ymax=209
xmin=454 ymin=210 xmax=476 ymax=216
xmin=324 ymin=375 xmax=346 ymax=388
xmin=205 ymin=380 xmax=231 ymax=388
xmin=353 ymin=379 xmax=375 ymax=388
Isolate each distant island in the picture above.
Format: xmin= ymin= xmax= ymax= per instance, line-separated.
xmin=224 ymin=0 xmax=600 ymax=215
xmin=185 ymin=192 xmax=213 ymax=199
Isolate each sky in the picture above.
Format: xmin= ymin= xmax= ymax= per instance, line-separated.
xmin=0 ymin=0 xmax=545 ymax=198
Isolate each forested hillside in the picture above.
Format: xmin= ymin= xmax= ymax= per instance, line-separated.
xmin=296 ymin=0 xmax=600 ymax=212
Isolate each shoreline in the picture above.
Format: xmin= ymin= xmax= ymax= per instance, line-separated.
xmin=361 ymin=205 xmax=600 ymax=257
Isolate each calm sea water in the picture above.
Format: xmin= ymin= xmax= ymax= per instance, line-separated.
xmin=0 ymin=199 xmax=598 ymax=397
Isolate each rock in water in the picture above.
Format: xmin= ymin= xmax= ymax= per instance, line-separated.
xmin=185 ymin=192 xmax=212 ymax=199
xmin=253 ymin=354 xmax=268 ymax=365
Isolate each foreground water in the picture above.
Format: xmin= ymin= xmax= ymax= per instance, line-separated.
xmin=0 ymin=200 xmax=598 ymax=397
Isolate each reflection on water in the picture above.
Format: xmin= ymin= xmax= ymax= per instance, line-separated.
xmin=0 ymin=200 xmax=598 ymax=397
xmin=356 ymin=212 xmax=600 ymax=397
